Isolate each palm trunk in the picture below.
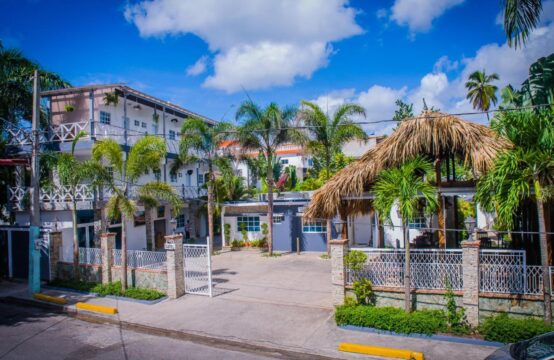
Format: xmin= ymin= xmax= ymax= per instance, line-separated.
xmin=403 ymin=221 xmax=411 ymax=312
xmin=121 ymin=214 xmax=128 ymax=289
xmin=536 ymin=198 xmax=552 ymax=324
xmin=72 ymin=200 xmax=79 ymax=280
xmin=267 ymin=164 xmax=274 ymax=256
xmin=207 ymin=162 xmax=215 ymax=255
xmin=144 ymin=206 xmax=153 ymax=250
xmin=435 ymin=159 xmax=446 ymax=248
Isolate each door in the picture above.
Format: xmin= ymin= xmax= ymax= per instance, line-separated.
xmin=154 ymin=219 xmax=166 ymax=250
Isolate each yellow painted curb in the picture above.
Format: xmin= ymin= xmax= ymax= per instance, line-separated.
xmin=33 ymin=293 xmax=68 ymax=305
xmin=75 ymin=302 xmax=118 ymax=315
xmin=338 ymin=343 xmax=424 ymax=360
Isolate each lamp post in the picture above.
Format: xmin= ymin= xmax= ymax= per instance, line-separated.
xmin=170 ymin=218 xmax=177 ymax=235
xmin=332 ymin=219 xmax=346 ymax=239
xmin=464 ymin=216 xmax=476 ymax=240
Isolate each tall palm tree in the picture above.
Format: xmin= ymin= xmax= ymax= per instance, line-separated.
xmin=476 ymin=108 xmax=554 ymax=324
xmin=54 ymin=131 xmax=108 ymax=279
xmin=465 ymin=70 xmax=499 ymax=121
xmin=299 ymin=101 xmax=366 ymax=254
xmin=503 ymin=0 xmax=543 ymax=48
xmin=373 ymin=157 xmax=437 ymax=312
xmin=172 ymin=117 xmax=232 ymax=254
xmin=92 ymin=136 xmax=182 ymax=289
xmin=235 ymin=101 xmax=305 ymax=256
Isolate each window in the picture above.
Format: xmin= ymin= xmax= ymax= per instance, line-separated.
xmin=307 ymin=158 xmax=314 ymax=167
xmin=154 ymin=169 xmax=161 ymax=181
xmin=408 ymin=218 xmax=426 ymax=229
xmin=99 ymin=111 xmax=111 ymax=125
xmin=134 ymin=120 xmax=140 ymax=127
xmin=152 ymin=124 xmax=158 ymax=134
xmin=106 ymin=167 xmax=114 ymax=179
xmin=141 ymin=122 xmax=147 ymax=128
xmin=280 ymin=159 xmax=289 ymax=165
xmin=176 ymin=214 xmax=185 ymax=228
xmin=197 ymin=173 xmax=204 ymax=185
xmin=157 ymin=206 xmax=165 ymax=218
xmin=178 ymin=172 xmax=183 ymax=178
xmin=170 ymin=173 xmax=177 ymax=183
xmin=302 ymin=219 xmax=326 ymax=233
xmin=273 ymin=214 xmax=284 ymax=224
xmin=169 ymin=130 xmax=176 ymax=140
xmin=237 ymin=216 xmax=260 ymax=232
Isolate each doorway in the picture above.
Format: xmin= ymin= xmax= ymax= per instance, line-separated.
xmin=154 ymin=219 xmax=166 ymax=250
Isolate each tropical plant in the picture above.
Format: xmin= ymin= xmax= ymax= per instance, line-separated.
xmin=503 ymin=0 xmax=543 ymax=48
xmin=55 ymin=131 xmax=109 ymax=279
xmin=373 ymin=157 xmax=437 ymax=312
xmin=92 ymin=136 xmax=182 ymax=289
xmin=171 ymin=117 xmax=233 ymax=254
xmin=465 ymin=70 xmax=499 ymax=120
xmin=103 ymin=91 xmax=118 ymax=106
xmin=476 ymin=108 xmax=554 ymax=324
xmin=393 ymin=99 xmax=414 ymax=122
xmin=0 ymin=41 xmax=70 ymax=125
xmin=64 ymin=104 xmax=74 ymax=112
xmin=344 ymin=250 xmax=368 ymax=271
xmin=299 ymin=101 xmax=366 ymax=254
xmin=235 ymin=101 xmax=305 ymax=256
xmin=352 ymin=279 xmax=374 ymax=306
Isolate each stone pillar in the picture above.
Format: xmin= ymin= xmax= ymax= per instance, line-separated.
xmin=101 ymin=233 xmax=116 ymax=285
xmin=165 ymin=234 xmax=185 ymax=299
xmin=462 ymin=239 xmax=481 ymax=327
xmin=330 ymin=239 xmax=349 ymax=306
xmin=47 ymin=231 xmax=62 ymax=281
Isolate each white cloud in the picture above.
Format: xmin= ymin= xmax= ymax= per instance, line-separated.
xmin=376 ymin=8 xmax=388 ymax=19
xmin=390 ymin=0 xmax=465 ymax=34
xmin=125 ymin=0 xmax=362 ymax=92
xmin=186 ymin=56 xmax=208 ymax=76
xmin=433 ymin=56 xmax=458 ymax=73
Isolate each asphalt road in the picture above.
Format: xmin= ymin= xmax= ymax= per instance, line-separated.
xmin=0 ymin=302 xmax=277 ymax=360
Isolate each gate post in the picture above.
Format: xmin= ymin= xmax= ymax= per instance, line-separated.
xmin=165 ymin=234 xmax=185 ymax=299
xmin=47 ymin=231 xmax=62 ymax=281
xmin=462 ymin=239 xmax=481 ymax=327
xmin=330 ymin=239 xmax=349 ymax=306
xmin=100 ymin=233 xmax=116 ymax=284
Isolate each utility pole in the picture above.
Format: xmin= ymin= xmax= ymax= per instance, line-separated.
xmin=29 ymin=70 xmax=41 ymax=293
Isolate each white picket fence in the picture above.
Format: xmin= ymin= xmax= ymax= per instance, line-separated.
xmin=348 ymin=248 xmax=554 ymax=296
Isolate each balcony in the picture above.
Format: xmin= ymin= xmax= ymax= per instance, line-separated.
xmin=9 ymin=184 xmax=207 ymax=211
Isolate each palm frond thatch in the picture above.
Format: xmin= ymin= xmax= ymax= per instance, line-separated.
xmin=304 ymin=112 xmax=512 ymax=219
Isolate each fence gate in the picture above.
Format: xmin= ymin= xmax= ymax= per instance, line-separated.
xmin=183 ymin=244 xmax=213 ymax=297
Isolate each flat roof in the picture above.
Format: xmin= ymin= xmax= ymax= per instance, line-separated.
xmin=41 ymin=84 xmax=216 ymax=124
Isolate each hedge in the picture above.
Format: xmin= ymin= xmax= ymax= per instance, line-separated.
xmin=478 ymin=313 xmax=554 ymax=343
xmin=335 ymin=305 xmax=448 ymax=336
xmin=49 ymin=279 xmax=165 ymax=300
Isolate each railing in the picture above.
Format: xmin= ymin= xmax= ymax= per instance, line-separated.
xmin=113 ymin=249 xmax=166 ymax=270
xmin=78 ymin=247 xmax=102 ymax=266
xmin=347 ymin=249 xmax=463 ymax=290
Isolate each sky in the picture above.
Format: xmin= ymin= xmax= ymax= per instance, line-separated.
xmin=1 ymin=0 xmax=554 ymax=135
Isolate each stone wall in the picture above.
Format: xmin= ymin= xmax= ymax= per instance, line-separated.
xmin=56 ymin=262 xmax=167 ymax=293
xmin=347 ymin=287 xmax=554 ymax=320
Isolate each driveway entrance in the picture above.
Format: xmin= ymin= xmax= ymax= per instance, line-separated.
xmin=210 ymin=250 xmax=332 ymax=309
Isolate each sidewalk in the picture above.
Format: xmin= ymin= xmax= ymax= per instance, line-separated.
xmin=0 ymin=280 xmax=498 ymax=360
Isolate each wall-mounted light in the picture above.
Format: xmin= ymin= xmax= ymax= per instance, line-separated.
xmin=171 ymin=118 xmax=178 ymax=123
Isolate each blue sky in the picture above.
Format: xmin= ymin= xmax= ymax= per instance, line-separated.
xmin=1 ymin=0 xmax=554 ymax=134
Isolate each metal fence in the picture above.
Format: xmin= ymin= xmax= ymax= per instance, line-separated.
xmin=183 ymin=244 xmax=213 ymax=297
xmin=347 ymin=248 xmax=463 ymax=290
xmin=78 ymin=247 xmax=102 ymax=266
xmin=347 ymin=248 xmax=554 ymax=295
xmin=113 ymin=249 xmax=167 ymax=270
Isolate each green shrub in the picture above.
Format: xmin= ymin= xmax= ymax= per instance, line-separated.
xmin=91 ymin=281 xmax=124 ymax=296
xmin=49 ymin=278 xmax=96 ymax=292
xmin=479 ymin=313 xmax=554 ymax=343
xmin=444 ymin=283 xmax=469 ymax=334
xmin=123 ymin=287 xmax=165 ymax=300
xmin=224 ymin=224 xmax=231 ymax=244
xmin=353 ymin=279 xmax=374 ymax=305
xmin=240 ymin=222 xmax=248 ymax=242
xmin=335 ymin=305 xmax=447 ymax=336
xmin=345 ymin=250 xmax=367 ymax=271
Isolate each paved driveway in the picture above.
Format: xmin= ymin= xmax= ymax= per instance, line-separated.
xmin=211 ymin=250 xmax=333 ymax=309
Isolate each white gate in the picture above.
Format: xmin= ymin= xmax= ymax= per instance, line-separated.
xmin=183 ymin=243 xmax=213 ymax=297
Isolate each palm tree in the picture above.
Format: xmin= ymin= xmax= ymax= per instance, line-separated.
xmin=465 ymin=70 xmax=499 ymax=121
xmin=235 ymin=101 xmax=305 ymax=256
xmin=54 ymin=131 xmax=108 ymax=279
xmin=503 ymin=0 xmax=543 ymax=48
xmin=373 ymin=157 xmax=437 ymax=312
xmin=172 ymin=117 xmax=233 ymax=254
xmin=476 ymin=108 xmax=554 ymax=324
xmin=299 ymin=101 xmax=366 ymax=254
xmin=92 ymin=136 xmax=182 ymax=289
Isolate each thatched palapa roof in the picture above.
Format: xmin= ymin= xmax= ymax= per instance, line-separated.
xmin=304 ymin=111 xmax=512 ymax=219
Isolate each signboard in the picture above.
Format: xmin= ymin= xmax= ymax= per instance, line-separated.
xmin=164 ymin=239 xmax=176 ymax=250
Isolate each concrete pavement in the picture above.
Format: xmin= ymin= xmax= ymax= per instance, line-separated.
xmin=0 ymin=252 xmax=500 ymax=359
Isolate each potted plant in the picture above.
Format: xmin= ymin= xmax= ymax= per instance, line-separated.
xmin=103 ymin=91 xmax=119 ymax=106
xmin=152 ymin=112 xmax=160 ymax=123
xmin=65 ymin=104 xmax=75 ymax=112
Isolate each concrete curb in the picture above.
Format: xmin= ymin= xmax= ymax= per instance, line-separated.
xmin=0 ymin=296 xmax=341 ymax=360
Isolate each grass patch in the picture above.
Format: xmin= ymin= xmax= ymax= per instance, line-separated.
xmin=335 ymin=305 xmax=447 ymax=336
xmin=320 ymin=254 xmax=330 ymax=260
xmin=262 ymin=252 xmax=282 ymax=258
xmin=49 ymin=279 xmax=165 ymax=301
xmin=479 ymin=313 xmax=554 ymax=343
